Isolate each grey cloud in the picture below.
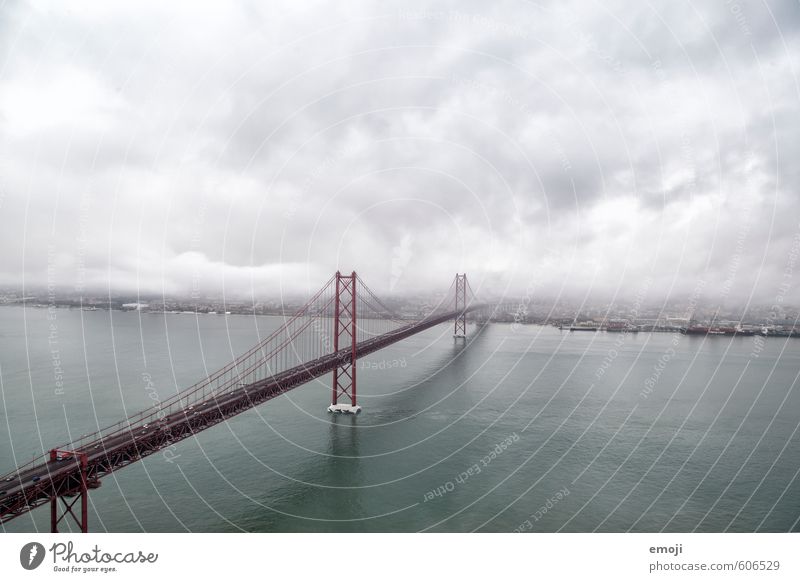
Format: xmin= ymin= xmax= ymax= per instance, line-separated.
xmin=0 ymin=0 xmax=798 ymax=305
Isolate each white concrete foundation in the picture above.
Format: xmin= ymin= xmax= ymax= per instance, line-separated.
xmin=327 ymin=403 xmax=362 ymax=414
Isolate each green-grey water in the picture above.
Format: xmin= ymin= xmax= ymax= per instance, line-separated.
xmin=1 ymin=305 xmax=798 ymax=532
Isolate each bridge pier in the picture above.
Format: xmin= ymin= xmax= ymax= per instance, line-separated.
xmin=327 ymin=403 xmax=362 ymax=414
xmin=50 ymin=490 xmax=88 ymax=533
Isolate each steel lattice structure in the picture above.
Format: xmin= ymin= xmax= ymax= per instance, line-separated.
xmin=329 ymin=271 xmax=359 ymax=412
xmin=454 ymin=273 xmax=468 ymax=338
xmin=0 ymin=272 xmax=480 ymax=531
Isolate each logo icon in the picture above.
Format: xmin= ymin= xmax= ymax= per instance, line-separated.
xmin=20 ymin=542 xmax=46 ymax=570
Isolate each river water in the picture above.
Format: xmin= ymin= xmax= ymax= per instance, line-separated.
xmin=1 ymin=305 xmax=798 ymax=532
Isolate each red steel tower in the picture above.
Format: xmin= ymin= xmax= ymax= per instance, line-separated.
xmin=328 ymin=271 xmax=361 ymax=413
xmin=454 ymin=273 xmax=467 ymax=338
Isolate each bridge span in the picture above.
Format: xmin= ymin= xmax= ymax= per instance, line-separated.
xmin=0 ymin=272 xmax=481 ymax=532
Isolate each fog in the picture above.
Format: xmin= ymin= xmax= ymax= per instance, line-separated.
xmin=1 ymin=0 xmax=799 ymax=307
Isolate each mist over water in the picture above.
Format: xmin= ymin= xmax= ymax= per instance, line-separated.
xmin=1 ymin=306 xmax=798 ymax=533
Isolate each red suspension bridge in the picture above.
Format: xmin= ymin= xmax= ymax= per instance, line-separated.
xmin=0 ymin=272 xmax=481 ymax=532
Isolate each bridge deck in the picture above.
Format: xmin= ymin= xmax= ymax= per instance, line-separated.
xmin=0 ymin=306 xmax=480 ymax=524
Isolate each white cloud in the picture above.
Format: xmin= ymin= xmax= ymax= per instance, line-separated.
xmin=0 ymin=0 xmax=798 ymax=305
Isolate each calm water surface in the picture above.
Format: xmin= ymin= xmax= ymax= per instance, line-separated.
xmin=1 ymin=305 xmax=798 ymax=532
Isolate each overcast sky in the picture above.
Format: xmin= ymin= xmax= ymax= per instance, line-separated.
xmin=1 ymin=0 xmax=799 ymax=306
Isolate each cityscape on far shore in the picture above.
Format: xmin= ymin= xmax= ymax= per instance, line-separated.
xmin=2 ymin=288 xmax=797 ymax=337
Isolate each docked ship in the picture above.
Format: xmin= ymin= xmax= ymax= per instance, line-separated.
xmin=680 ymin=320 xmax=754 ymax=336
xmin=680 ymin=323 xmax=710 ymax=335
xmin=604 ymin=320 xmax=638 ymax=333
xmin=559 ymin=323 xmax=599 ymax=332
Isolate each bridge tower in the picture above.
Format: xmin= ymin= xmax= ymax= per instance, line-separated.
xmin=328 ymin=271 xmax=361 ymax=414
xmin=454 ymin=273 xmax=467 ymax=338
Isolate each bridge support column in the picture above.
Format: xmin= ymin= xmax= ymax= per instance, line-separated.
xmin=49 ymin=450 xmax=90 ymax=533
xmin=50 ymin=495 xmax=57 ymax=532
xmin=328 ymin=271 xmax=361 ymax=414
xmin=454 ymin=273 xmax=467 ymax=338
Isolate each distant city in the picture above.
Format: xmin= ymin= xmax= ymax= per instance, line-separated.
xmin=2 ymin=288 xmax=798 ymax=337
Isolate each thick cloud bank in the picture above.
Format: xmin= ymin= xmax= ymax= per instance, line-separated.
xmin=1 ymin=0 xmax=798 ymax=306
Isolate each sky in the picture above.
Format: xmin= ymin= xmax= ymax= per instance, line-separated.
xmin=0 ymin=0 xmax=799 ymax=307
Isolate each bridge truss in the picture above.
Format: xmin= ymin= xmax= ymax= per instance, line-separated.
xmin=0 ymin=272 xmax=480 ymax=532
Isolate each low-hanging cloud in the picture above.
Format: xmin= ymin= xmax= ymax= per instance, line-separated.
xmin=1 ymin=0 xmax=799 ymax=308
